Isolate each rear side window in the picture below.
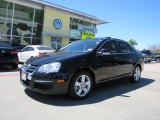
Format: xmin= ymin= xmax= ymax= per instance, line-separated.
xmin=37 ymin=46 xmax=53 ymax=50
xmin=118 ymin=41 xmax=133 ymax=53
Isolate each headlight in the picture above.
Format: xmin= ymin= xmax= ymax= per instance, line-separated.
xmin=37 ymin=62 xmax=61 ymax=73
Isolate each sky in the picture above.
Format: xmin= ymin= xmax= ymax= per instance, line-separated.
xmin=46 ymin=0 xmax=160 ymax=50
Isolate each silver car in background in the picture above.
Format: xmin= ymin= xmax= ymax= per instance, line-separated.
xmin=18 ymin=45 xmax=55 ymax=63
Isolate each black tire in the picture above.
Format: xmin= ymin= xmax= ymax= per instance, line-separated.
xmin=156 ymin=58 xmax=160 ymax=63
xmin=131 ymin=66 xmax=141 ymax=83
xmin=68 ymin=71 xmax=94 ymax=99
xmin=12 ymin=63 xmax=18 ymax=69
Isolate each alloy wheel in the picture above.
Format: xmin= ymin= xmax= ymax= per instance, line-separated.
xmin=74 ymin=75 xmax=91 ymax=97
xmin=134 ymin=66 xmax=141 ymax=82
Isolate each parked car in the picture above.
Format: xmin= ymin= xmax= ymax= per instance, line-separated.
xmin=18 ymin=45 xmax=55 ymax=63
xmin=20 ymin=37 xmax=144 ymax=99
xmin=140 ymin=50 xmax=152 ymax=62
xmin=0 ymin=42 xmax=18 ymax=69
xmin=12 ymin=44 xmax=27 ymax=52
xmin=152 ymin=53 xmax=160 ymax=63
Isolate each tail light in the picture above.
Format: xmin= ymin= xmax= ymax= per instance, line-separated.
xmin=11 ymin=49 xmax=17 ymax=54
xmin=39 ymin=52 xmax=44 ymax=55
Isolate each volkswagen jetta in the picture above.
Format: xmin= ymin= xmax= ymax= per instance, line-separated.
xmin=20 ymin=37 xmax=144 ymax=99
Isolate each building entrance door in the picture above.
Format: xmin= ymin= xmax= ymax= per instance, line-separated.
xmin=51 ymin=37 xmax=62 ymax=50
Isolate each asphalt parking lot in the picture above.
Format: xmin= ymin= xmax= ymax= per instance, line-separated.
xmin=0 ymin=62 xmax=160 ymax=120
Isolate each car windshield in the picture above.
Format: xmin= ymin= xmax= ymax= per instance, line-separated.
xmin=37 ymin=46 xmax=54 ymax=50
xmin=59 ymin=39 xmax=102 ymax=53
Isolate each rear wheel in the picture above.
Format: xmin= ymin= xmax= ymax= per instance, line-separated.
xmin=68 ymin=71 xmax=93 ymax=99
xmin=131 ymin=66 xmax=141 ymax=83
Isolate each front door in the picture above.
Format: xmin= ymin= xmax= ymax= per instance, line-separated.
xmin=96 ymin=40 xmax=121 ymax=82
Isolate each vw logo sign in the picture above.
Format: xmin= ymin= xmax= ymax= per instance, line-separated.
xmin=54 ymin=19 xmax=62 ymax=29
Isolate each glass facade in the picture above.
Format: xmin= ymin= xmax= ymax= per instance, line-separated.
xmin=70 ymin=17 xmax=97 ymax=40
xmin=0 ymin=0 xmax=44 ymax=46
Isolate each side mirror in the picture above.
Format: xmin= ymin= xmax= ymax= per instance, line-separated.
xmin=97 ymin=49 xmax=115 ymax=56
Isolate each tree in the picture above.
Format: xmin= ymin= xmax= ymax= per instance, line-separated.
xmin=128 ymin=39 xmax=138 ymax=46
xmin=149 ymin=44 xmax=160 ymax=53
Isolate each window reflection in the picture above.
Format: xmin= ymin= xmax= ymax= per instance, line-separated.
xmin=14 ymin=4 xmax=34 ymax=22
xmin=0 ymin=0 xmax=43 ymax=46
xmin=70 ymin=17 xmax=97 ymax=39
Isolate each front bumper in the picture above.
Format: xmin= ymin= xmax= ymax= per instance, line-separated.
xmin=20 ymin=69 xmax=69 ymax=94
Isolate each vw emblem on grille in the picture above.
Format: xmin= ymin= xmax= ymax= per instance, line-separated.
xmin=54 ymin=19 xmax=62 ymax=29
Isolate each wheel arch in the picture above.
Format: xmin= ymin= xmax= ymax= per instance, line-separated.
xmin=136 ymin=63 xmax=142 ymax=72
xmin=68 ymin=67 xmax=96 ymax=88
xmin=132 ymin=63 xmax=143 ymax=75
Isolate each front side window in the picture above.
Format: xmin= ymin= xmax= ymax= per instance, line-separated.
xmin=99 ymin=40 xmax=118 ymax=53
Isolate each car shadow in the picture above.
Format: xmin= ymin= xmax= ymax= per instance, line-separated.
xmin=0 ymin=65 xmax=20 ymax=72
xmin=25 ymin=77 xmax=154 ymax=106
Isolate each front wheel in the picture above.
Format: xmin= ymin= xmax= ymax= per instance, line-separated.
xmin=68 ymin=71 xmax=94 ymax=99
xmin=131 ymin=66 xmax=141 ymax=83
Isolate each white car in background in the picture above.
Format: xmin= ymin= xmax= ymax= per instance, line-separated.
xmin=18 ymin=45 xmax=55 ymax=63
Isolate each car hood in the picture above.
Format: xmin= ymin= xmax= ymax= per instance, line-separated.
xmin=26 ymin=52 xmax=86 ymax=65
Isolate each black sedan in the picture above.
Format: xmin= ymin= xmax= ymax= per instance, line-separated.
xmin=0 ymin=42 xmax=18 ymax=69
xmin=20 ymin=37 xmax=144 ymax=99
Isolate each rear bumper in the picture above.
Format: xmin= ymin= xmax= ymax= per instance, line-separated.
xmin=0 ymin=56 xmax=18 ymax=65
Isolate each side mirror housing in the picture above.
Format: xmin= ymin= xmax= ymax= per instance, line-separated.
xmin=97 ymin=49 xmax=115 ymax=56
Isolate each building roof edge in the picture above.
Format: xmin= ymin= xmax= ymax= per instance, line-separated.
xmin=31 ymin=0 xmax=107 ymax=24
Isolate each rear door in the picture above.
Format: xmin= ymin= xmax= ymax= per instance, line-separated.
xmin=117 ymin=41 xmax=136 ymax=75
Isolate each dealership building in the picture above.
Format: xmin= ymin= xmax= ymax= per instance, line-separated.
xmin=0 ymin=0 xmax=106 ymax=49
